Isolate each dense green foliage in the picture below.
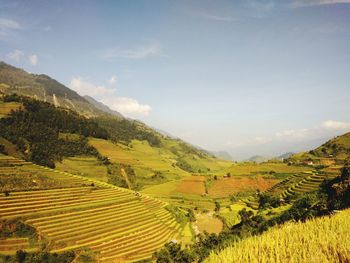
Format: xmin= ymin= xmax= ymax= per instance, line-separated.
xmin=107 ymin=163 xmax=138 ymax=189
xmin=0 ymin=95 xmax=106 ymax=167
xmin=1 ymin=250 xmax=77 ymax=263
xmin=96 ymin=117 xmax=161 ymax=147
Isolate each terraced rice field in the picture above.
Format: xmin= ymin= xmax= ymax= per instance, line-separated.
xmin=243 ymin=171 xmax=339 ymax=209
xmin=55 ymin=156 xmax=108 ymax=182
xmin=0 ymin=154 xmax=181 ymax=262
xmin=0 ymin=101 xmax=22 ymax=118
xmin=176 ymin=176 xmax=206 ymax=195
xmin=208 ymin=176 xmax=279 ymax=198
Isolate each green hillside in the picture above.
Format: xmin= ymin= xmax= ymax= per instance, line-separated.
xmin=290 ymin=132 xmax=350 ymax=164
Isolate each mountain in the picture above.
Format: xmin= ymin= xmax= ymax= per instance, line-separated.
xmin=0 ymin=61 xmax=111 ymax=118
xmin=290 ymin=132 xmax=350 ymax=163
xmin=277 ymin=152 xmax=295 ymax=160
xmin=211 ymin=151 xmax=233 ymax=161
xmin=247 ymin=155 xmax=270 ymax=163
xmin=310 ymin=132 xmax=350 ymax=159
xmin=84 ymin=95 xmax=123 ymax=118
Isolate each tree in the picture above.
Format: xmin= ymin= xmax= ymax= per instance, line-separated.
xmin=16 ymin=250 xmax=26 ymax=263
xmin=187 ymin=209 xmax=195 ymax=222
xmin=214 ymin=201 xmax=221 ymax=212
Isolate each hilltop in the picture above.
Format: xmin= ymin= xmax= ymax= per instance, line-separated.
xmin=0 ymin=62 xmax=110 ymax=118
xmin=289 ymin=132 xmax=350 ymax=165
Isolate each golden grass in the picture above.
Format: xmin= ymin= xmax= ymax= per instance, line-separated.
xmin=55 ymin=156 xmax=108 ymax=182
xmin=225 ymin=162 xmax=312 ymax=176
xmin=0 ymin=101 xmax=22 ymax=117
xmin=208 ymin=176 xmax=279 ymax=198
xmin=195 ymin=212 xmax=223 ymax=234
xmin=176 ymin=176 xmax=206 ymax=195
xmin=206 ymin=209 xmax=350 ymax=263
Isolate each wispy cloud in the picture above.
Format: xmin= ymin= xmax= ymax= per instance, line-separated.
xmin=7 ymin=49 xmax=24 ymax=61
xmin=101 ymin=43 xmax=162 ymax=60
xmin=102 ymin=97 xmax=152 ymax=117
xmin=0 ymin=18 xmax=21 ymax=41
xmin=28 ymin=54 xmax=38 ymax=66
xmin=230 ymin=119 xmax=350 ymax=149
xmin=196 ymin=11 xmax=235 ymax=22
xmin=247 ymin=0 xmax=276 ymax=12
xmin=70 ymin=77 xmax=116 ymax=97
xmin=291 ymin=0 xmax=350 ymax=7
xmin=322 ymin=120 xmax=350 ymax=130
xmin=70 ymin=77 xmax=151 ymax=118
xmin=0 ymin=18 xmax=21 ymax=30
xmin=108 ymin=75 xmax=118 ymax=84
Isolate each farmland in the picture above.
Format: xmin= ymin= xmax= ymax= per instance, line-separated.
xmin=208 ymin=176 xmax=279 ymax=198
xmin=55 ymin=156 xmax=108 ymax=182
xmin=0 ymin=154 xmax=182 ymax=262
xmin=206 ymin=209 xmax=350 ymax=263
xmin=0 ymin=101 xmax=22 ymax=118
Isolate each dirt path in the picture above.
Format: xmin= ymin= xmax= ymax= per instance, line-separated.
xmin=121 ymin=168 xmax=132 ymax=190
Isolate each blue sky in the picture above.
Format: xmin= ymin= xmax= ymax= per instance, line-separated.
xmin=1 ymin=0 xmax=350 ymax=159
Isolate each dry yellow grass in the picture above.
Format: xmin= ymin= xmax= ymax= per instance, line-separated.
xmin=206 ymin=209 xmax=350 ymax=263
xmin=208 ymin=176 xmax=279 ymax=198
xmin=176 ymin=176 xmax=206 ymax=195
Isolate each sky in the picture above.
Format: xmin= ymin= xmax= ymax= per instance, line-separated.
xmin=1 ymin=0 xmax=350 ymax=159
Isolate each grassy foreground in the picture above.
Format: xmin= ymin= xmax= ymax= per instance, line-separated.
xmin=206 ymin=209 xmax=350 ymax=263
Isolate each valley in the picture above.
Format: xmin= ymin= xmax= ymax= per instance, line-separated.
xmin=0 ymin=63 xmax=349 ymax=262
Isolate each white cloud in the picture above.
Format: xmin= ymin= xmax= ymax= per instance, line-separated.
xmin=28 ymin=54 xmax=38 ymax=66
xmin=70 ymin=77 xmax=116 ymax=97
xmin=322 ymin=120 xmax=350 ymax=130
xmin=7 ymin=49 xmax=24 ymax=61
xmin=0 ymin=18 xmax=21 ymax=30
xmin=252 ymin=136 xmax=272 ymax=144
xmin=109 ymin=75 xmax=118 ymax=84
xmin=101 ymin=43 xmax=162 ymax=60
xmin=102 ymin=97 xmax=152 ymax=117
xmin=275 ymin=128 xmax=310 ymax=139
xmin=70 ymin=77 xmax=151 ymax=117
xmin=292 ymin=0 xmax=350 ymax=7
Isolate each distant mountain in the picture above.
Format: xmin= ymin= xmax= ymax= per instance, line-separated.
xmin=211 ymin=151 xmax=233 ymax=161
xmin=247 ymin=155 xmax=270 ymax=163
xmin=84 ymin=95 xmax=122 ymax=118
xmin=277 ymin=152 xmax=295 ymax=160
xmin=0 ymin=61 xmax=110 ymax=118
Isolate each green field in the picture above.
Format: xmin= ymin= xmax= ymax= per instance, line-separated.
xmin=55 ymin=156 xmax=108 ymax=182
xmin=0 ymin=101 xmax=22 ymax=118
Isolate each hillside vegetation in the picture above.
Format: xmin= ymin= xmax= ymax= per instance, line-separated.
xmin=206 ymin=209 xmax=350 ymax=263
xmin=290 ymin=132 xmax=350 ymax=164
xmin=0 ymin=62 xmax=111 ymax=118
xmin=0 ymin=95 xmax=107 ymax=167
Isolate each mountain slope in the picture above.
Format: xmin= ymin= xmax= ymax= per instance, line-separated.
xmin=290 ymin=132 xmax=350 ymax=163
xmin=0 ymin=62 xmax=110 ymax=118
xmin=84 ymin=95 xmax=122 ymax=117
